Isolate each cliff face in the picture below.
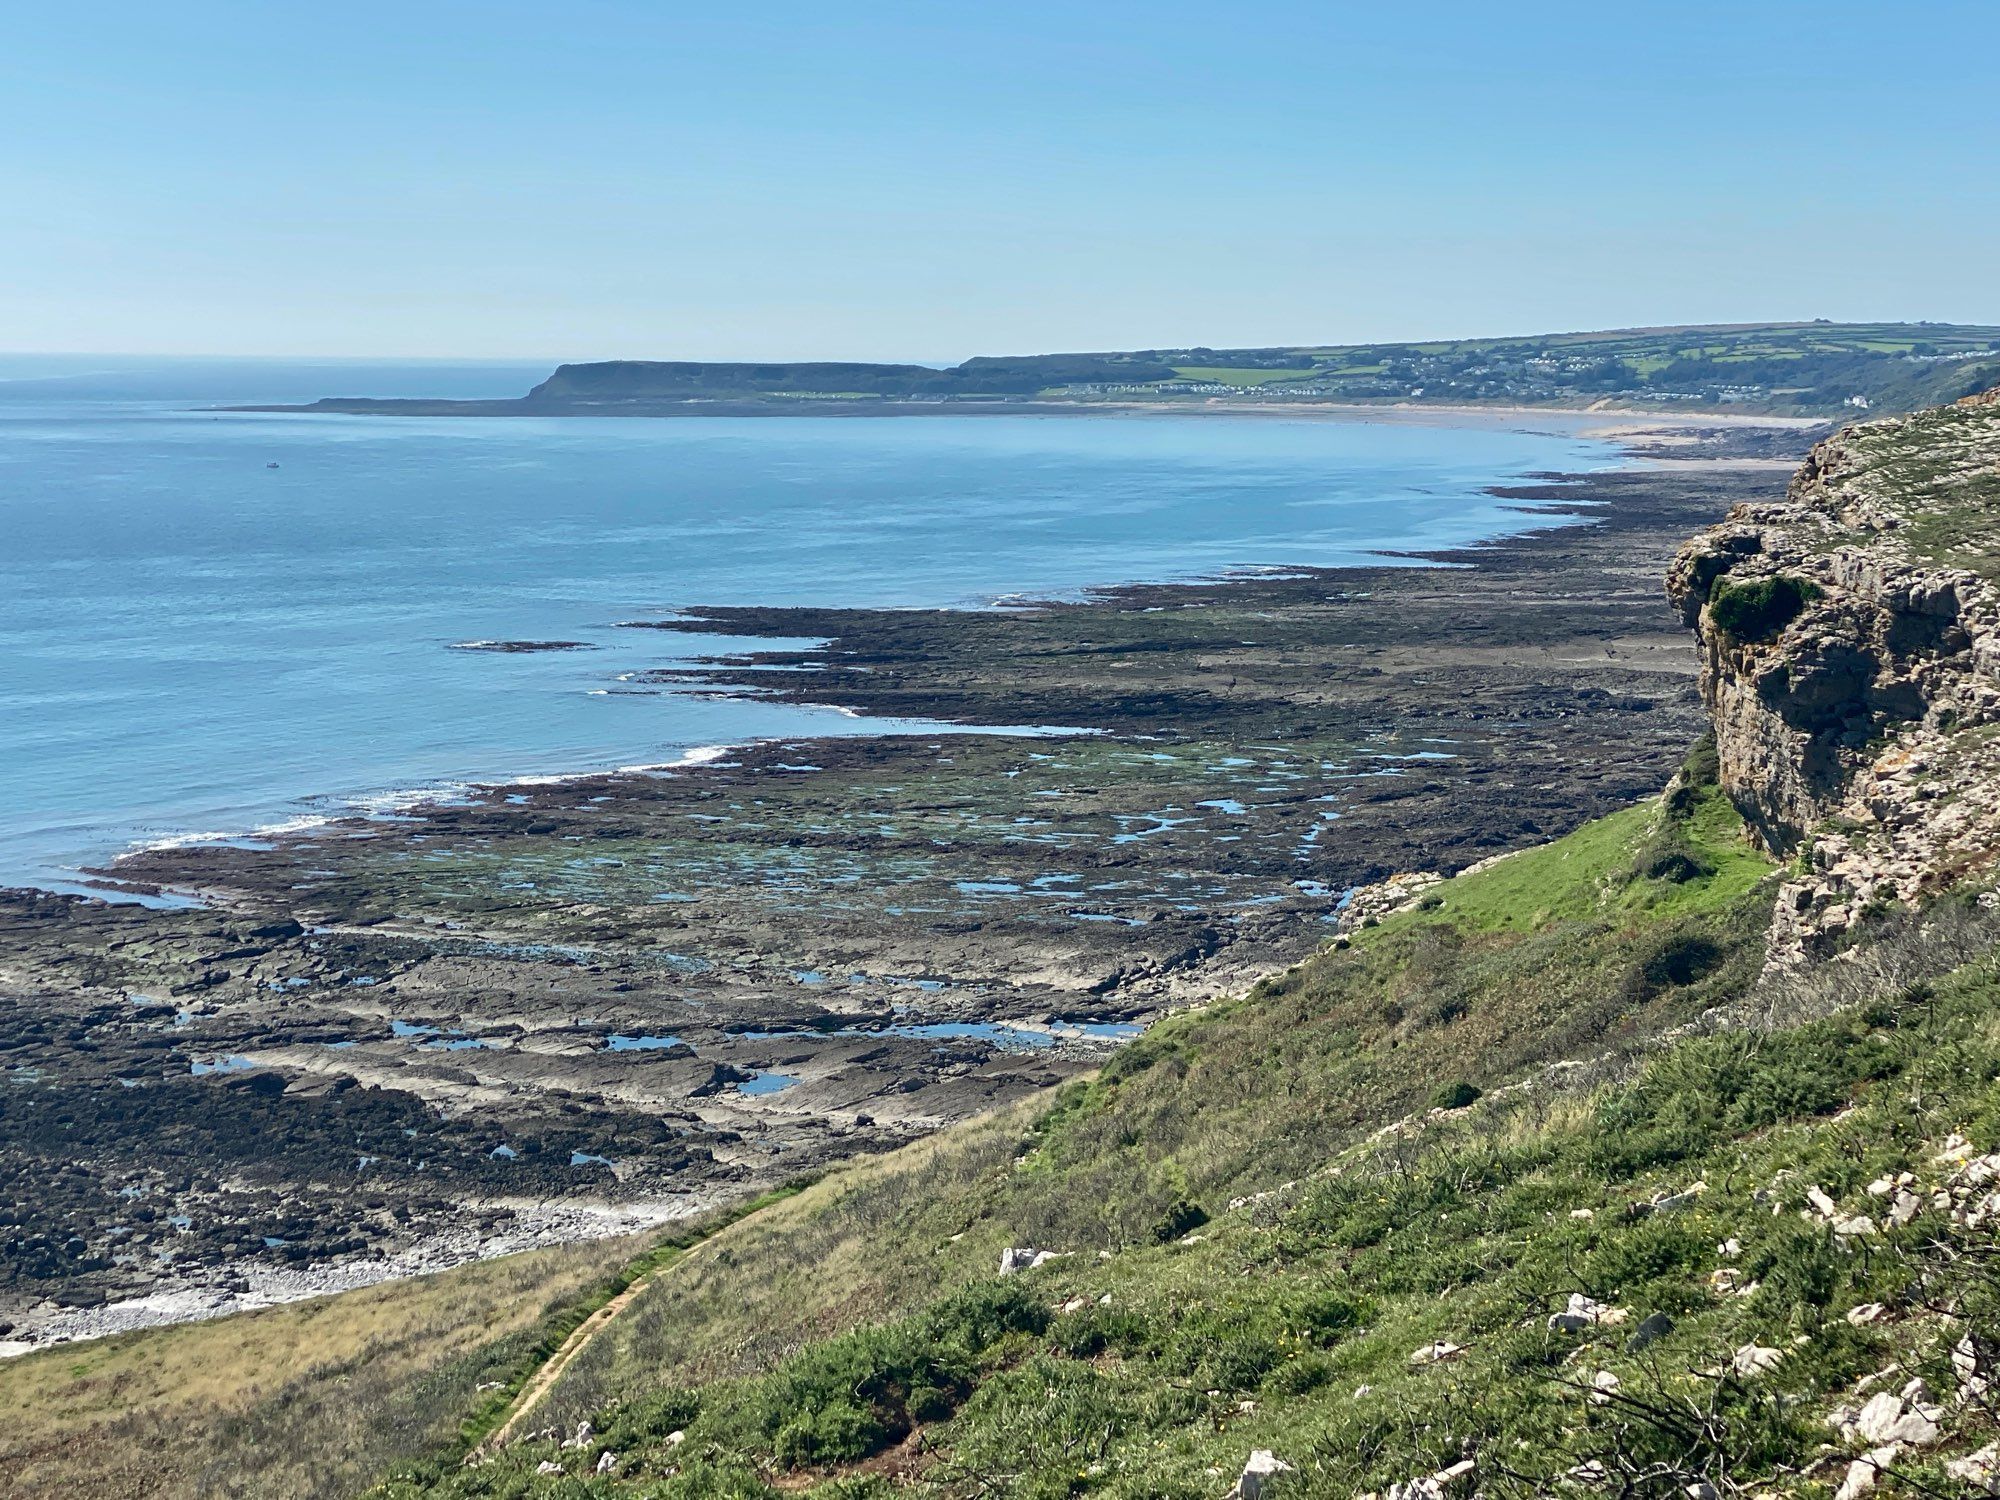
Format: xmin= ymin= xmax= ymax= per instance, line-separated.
xmin=1668 ymin=388 xmax=2000 ymax=963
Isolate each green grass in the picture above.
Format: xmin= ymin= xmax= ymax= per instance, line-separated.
xmin=1835 ymin=396 xmax=2000 ymax=578
xmin=455 ymin=1184 xmax=816 ymax=1449
xmin=0 ymin=1232 xmax=647 ymax=1500
xmin=1168 ymin=366 xmax=1323 ymax=387
xmin=1360 ymin=778 xmax=1770 ymax=937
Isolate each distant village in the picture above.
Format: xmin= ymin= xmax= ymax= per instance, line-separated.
xmin=1042 ymin=326 xmax=2000 ymax=415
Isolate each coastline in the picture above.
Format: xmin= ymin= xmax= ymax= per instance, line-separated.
xmin=30 ymin=406 xmax=1801 ymax=901
xmin=224 ymin=390 xmax=1836 ymax=435
xmin=3 ymin=400 xmax=1647 ymax=900
xmin=0 ymin=415 xmax=1806 ymax=1350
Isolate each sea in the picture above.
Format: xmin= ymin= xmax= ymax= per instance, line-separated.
xmin=0 ymin=356 xmax=1617 ymax=892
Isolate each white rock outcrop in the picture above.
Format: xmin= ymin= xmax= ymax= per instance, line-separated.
xmin=1667 ymin=388 xmax=2000 ymax=966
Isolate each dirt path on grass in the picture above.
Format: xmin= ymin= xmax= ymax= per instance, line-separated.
xmin=484 ymin=1238 xmax=713 ymax=1450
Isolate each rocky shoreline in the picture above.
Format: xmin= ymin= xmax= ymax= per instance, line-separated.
xmin=0 ymin=422 xmax=1808 ymax=1348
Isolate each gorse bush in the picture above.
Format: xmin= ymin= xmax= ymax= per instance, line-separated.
xmin=1150 ymin=1198 xmax=1209 ymax=1243
xmin=1708 ymin=573 xmax=1819 ymax=643
xmin=1431 ymin=1080 xmax=1483 ymax=1111
xmin=1626 ymin=927 xmax=1727 ymax=997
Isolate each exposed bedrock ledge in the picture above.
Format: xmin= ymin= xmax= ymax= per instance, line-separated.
xmin=1667 ymin=387 xmax=2000 ymax=964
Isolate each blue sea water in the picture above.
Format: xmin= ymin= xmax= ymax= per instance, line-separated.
xmin=0 ymin=357 xmax=1615 ymax=890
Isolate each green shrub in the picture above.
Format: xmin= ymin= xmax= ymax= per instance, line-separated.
xmin=1291 ymin=1289 xmax=1374 ymax=1343
xmin=1680 ymin=732 xmax=1721 ymax=789
xmin=1264 ymin=1351 xmax=1335 ymax=1396
xmin=1709 ymin=574 xmax=1818 ymax=643
xmin=1212 ymin=1331 xmax=1285 ymax=1392
xmin=1624 ymin=929 xmax=1726 ymax=999
xmin=1046 ymin=1305 xmax=1148 ymax=1359
xmin=1431 ymin=1080 xmax=1482 ymax=1110
xmin=752 ymin=1320 xmax=978 ymax=1466
xmin=1745 ymin=1219 xmax=1846 ymax=1325
xmin=1152 ymin=1198 xmax=1209 ymax=1243
xmin=772 ymin=1400 xmax=883 ymax=1466
xmin=923 ymin=1279 xmax=1049 ymax=1349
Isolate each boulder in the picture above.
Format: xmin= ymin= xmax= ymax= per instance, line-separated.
xmin=1233 ymin=1449 xmax=1293 ymax=1499
xmin=1948 ymin=1442 xmax=2000 ymax=1493
xmin=1626 ymin=1312 xmax=1675 ymax=1352
xmin=1834 ymin=1446 xmax=1901 ymax=1500
xmin=1549 ymin=1291 xmax=1626 ymax=1330
xmin=1732 ymin=1343 xmax=1784 ymax=1378
xmin=1409 ymin=1340 xmax=1466 ymax=1366
xmin=998 ymin=1246 xmax=1060 ymax=1274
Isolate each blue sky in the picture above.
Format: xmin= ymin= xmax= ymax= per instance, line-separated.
xmin=3 ymin=1 xmax=1996 ymax=360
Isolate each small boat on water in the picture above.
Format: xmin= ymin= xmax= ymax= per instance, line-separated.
xmin=266 ymin=461 xmax=280 ymax=469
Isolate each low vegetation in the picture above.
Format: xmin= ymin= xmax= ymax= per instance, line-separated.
xmin=0 ymin=1233 xmax=646 ymax=1500
xmin=1708 ymin=575 xmax=1820 ymax=644
xmin=351 ymin=750 xmax=1981 ymax=1497
xmin=1829 ymin=393 xmax=2000 ymax=577
xmin=389 ymin=914 xmax=2000 ymax=1497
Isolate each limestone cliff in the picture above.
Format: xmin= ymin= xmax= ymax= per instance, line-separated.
xmin=1668 ymin=387 xmax=2000 ymax=964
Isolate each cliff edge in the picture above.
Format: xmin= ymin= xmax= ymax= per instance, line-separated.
xmin=1669 ymin=386 xmax=2000 ymax=964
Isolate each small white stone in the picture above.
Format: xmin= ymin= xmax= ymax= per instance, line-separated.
xmin=1835 ymin=1445 xmax=1901 ymax=1500
xmin=1935 ymin=1133 xmax=1975 ymax=1164
xmin=1732 ymin=1343 xmax=1784 ymax=1378
xmin=1946 ymin=1441 xmax=2000 ymax=1492
xmin=1235 ymin=1448 xmax=1294 ymax=1500
xmin=1853 ymin=1390 xmax=1905 ymax=1444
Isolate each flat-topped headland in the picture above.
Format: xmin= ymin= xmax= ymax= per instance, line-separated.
xmin=227 ymin=320 xmax=2000 ymax=419
xmin=0 ymin=422 xmax=1801 ymax=1348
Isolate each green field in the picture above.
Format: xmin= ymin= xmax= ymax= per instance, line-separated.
xmin=1167 ymin=366 xmax=1323 ymax=387
xmin=1099 ymin=322 xmax=2000 ymax=415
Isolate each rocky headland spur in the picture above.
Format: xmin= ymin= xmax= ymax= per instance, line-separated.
xmin=0 ymin=421 xmax=1803 ymax=1349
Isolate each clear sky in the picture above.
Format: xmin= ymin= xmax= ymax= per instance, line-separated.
xmin=4 ymin=1 xmax=1997 ymax=361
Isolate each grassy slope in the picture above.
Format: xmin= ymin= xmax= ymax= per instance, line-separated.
xmin=502 ymin=776 xmax=1771 ymax=1431
xmin=1832 ymin=394 xmax=2000 ymax=578
xmin=357 ymin=766 xmax=1998 ymax=1497
xmin=0 ymin=1233 xmax=644 ymax=1500
xmin=0 ymin=1184 xmax=826 ymax=1500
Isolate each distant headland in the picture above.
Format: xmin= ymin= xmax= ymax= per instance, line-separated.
xmin=230 ymin=320 xmax=2000 ymax=420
